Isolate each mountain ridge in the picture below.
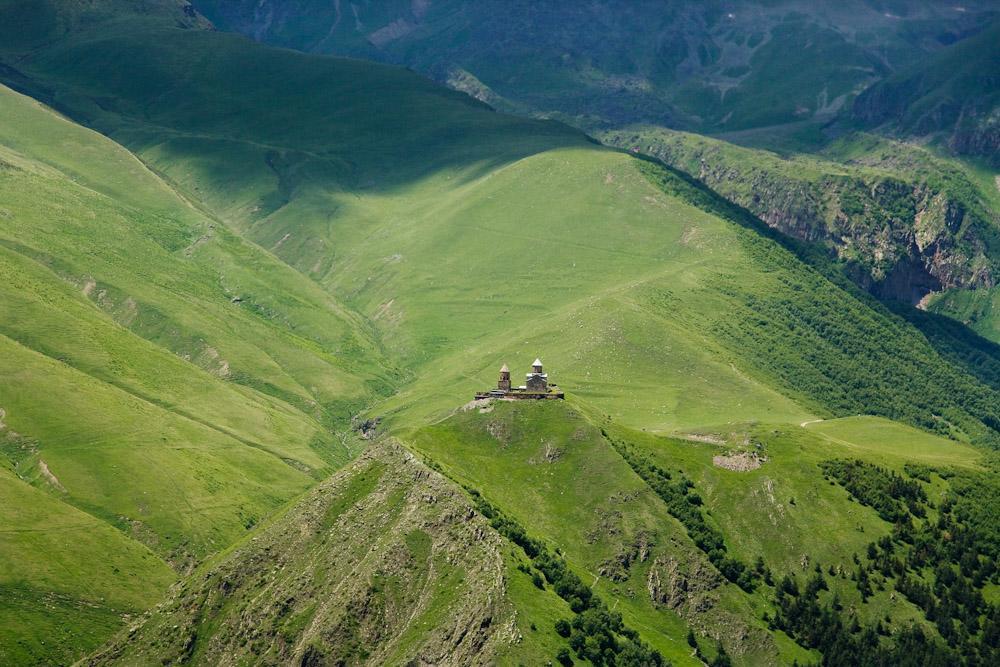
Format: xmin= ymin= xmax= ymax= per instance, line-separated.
xmin=0 ymin=2 xmax=998 ymax=664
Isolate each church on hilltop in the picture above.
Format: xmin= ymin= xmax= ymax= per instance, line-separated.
xmin=475 ymin=359 xmax=565 ymax=400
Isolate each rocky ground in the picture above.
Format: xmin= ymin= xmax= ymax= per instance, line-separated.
xmin=85 ymin=440 xmax=518 ymax=666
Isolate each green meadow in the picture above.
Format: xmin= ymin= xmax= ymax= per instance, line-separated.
xmin=0 ymin=2 xmax=997 ymax=664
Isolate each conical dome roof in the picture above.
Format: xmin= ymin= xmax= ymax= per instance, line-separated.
xmin=499 ymin=363 xmax=509 ymax=372
xmin=533 ymin=358 xmax=543 ymax=367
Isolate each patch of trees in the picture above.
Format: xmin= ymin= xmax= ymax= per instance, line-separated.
xmin=468 ymin=487 xmax=666 ymax=666
xmin=607 ymin=434 xmax=763 ymax=592
xmin=769 ymin=578 xmax=960 ymax=667
xmin=821 ymin=459 xmax=926 ymax=522
xmin=814 ymin=460 xmax=1000 ymax=665
xmin=637 ymin=159 xmax=1000 ymax=448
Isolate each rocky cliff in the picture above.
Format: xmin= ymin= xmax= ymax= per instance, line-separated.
xmin=605 ymin=129 xmax=997 ymax=304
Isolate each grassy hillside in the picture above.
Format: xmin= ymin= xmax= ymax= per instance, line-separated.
xmin=1 ymin=3 xmax=999 ymax=664
xmin=0 ymin=75 xmax=388 ymax=663
xmin=411 ymin=400 xmax=808 ymax=665
xmin=90 ymin=399 xmax=999 ymax=665
xmin=86 ymin=440 xmax=564 ymax=666
xmin=853 ymin=21 xmax=1000 ymax=165
xmin=602 ymin=408 xmax=999 ymax=663
xmin=928 ymin=287 xmax=1000 ymax=343
xmin=409 ymin=400 xmax=998 ymax=663
xmin=0 ymin=463 xmax=174 ymax=665
xmin=5 ymin=4 xmax=998 ymax=447
xmin=600 ymin=126 xmax=999 ymax=302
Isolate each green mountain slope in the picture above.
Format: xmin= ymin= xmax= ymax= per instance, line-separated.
xmin=0 ymin=73 xmax=387 ymax=662
xmin=86 ymin=440 xmax=547 ymax=666
xmin=410 ymin=400 xmax=998 ymax=663
xmin=82 ymin=398 xmax=999 ymax=665
xmin=0 ymin=3 xmax=999 ymax=665
xmin=0 ymin=462 xmax=174 ymax=665
xmin=599 ymin=127 xmax=1000 ymax=303
xmin=853 ymin=21 xmax=1000 ymax=166
xmin=192 ymin=0 xmax=996 ymax=134
xmin=5 ymin=8 xmax=999 ymax=444
xmin=190 ymin=0 xmax=1000 ymax=340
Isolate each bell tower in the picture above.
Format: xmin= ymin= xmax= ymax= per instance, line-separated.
xmin=498 ymin=363 xmax=511 ymax=392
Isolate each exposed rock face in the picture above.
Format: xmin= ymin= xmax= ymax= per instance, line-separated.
xmin=646 ymin=554 xmax=721 ymax=613
xmin=712 ymin=451 xmax=765 ymax=472
xmin=646 ymin=555 xmax=772 ymax=658
xmin=614 ymin=131 xmax=996 ymax=304
xmin=86 ymin=441 xmax=517 ymax=666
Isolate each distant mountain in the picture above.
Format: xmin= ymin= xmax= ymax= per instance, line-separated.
xmin=192 ymin=0 xmax=996 ymax=134
xmin=189 ymin=0 xmax=1000 ymax=307
xmin=853 ymin=21 xmax=1000 ymax=165
xmin=3 ymin=2 xmax=1000 ymax=666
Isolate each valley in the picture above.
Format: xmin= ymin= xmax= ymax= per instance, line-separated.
xmin=0 ymin=1 xmax=997 ymax=665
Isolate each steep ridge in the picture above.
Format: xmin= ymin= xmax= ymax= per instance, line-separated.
xmin=1 ymin=3 xmax=999 ymax=665
xmin=853 ymin=21 xmax=1000 ymax=166
xmin=85 ymin=440 xmax=530 ymax=666
xmin=600 ymin=127 xmax=999 ymax=303
xmin=411 ymin=401 xmax=799 ymax=665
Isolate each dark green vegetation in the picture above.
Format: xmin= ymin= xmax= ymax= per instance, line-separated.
xmin=192 ymin=0 xmax=996 ymax=139
xmin=853 ymin=21 xmax=1000 ymax=167
xmin=609 ymin=435 xmax=763 ymax=593
xmin=770 ymin=458 xmax=1000 ymax=665
xmin=0 ymin=1 xmax=998 ymax=665
xmin=470 ymin=489 xmax=666 ymax=666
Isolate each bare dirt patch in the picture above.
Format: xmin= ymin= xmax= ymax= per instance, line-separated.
xmin=712 ymin=451 xmax=766 ymax=472
xmin=529 ymin=440 xmax=563 ymax=464
xmin=485 ymin=418 xmax=510 ymax=444
xmin=683 ymin=433 xmax=726 ymax=445
xmin=38 ymin=459 xmax=67 ymax=493
xmin=460 ymin=398 xmax=494 ymax=413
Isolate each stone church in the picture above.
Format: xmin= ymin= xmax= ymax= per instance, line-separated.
xmin=476 ymin=358 xmax=564 ymax=400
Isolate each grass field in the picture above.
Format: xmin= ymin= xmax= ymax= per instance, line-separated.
xmin=0 ymin=74 xmax=390 ymax=662
xmin=411 ymin=400 xmax=816 ymax=665
xmin=0 ymin=3 xmax=998 ymax=664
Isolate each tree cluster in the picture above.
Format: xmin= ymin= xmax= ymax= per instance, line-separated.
xmin=468 ymin=488 xmax=666 ymax=666
xmin=608 ymin=434 xmax=762 ymax=592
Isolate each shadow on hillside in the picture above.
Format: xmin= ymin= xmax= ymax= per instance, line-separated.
xmin=0 ymin=24 xmax=588 ymax=197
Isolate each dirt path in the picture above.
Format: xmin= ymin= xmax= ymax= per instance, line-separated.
xmin=799 ymin=419 xmax=824 ymax=428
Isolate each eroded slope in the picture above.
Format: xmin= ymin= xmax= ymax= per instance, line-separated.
xmin=86 ymin=440 xmax=521 ymax=666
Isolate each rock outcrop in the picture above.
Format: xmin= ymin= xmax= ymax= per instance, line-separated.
xmin=86 ymin=440 xmax=517 ymax=666
xmin=609 ymin=129 xmax=997 ymax=304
